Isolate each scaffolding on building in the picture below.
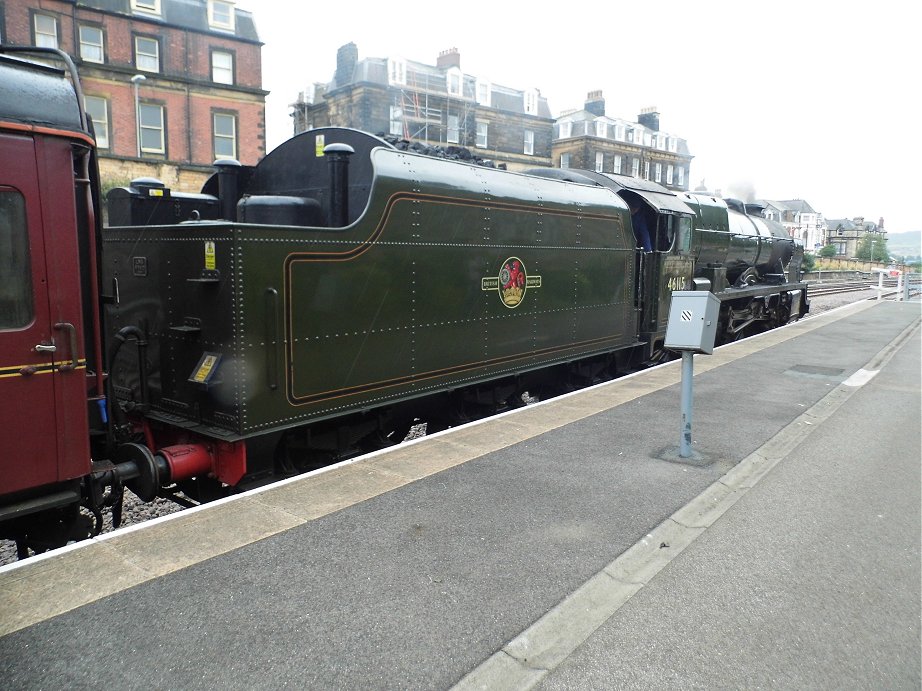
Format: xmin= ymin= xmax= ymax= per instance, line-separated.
xmin=391 ymin=68 xmax=474 ymax=144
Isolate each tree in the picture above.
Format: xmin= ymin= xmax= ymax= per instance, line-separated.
xmin=819 ymin=244 xmax=837 ymax=258
xmin=801 ymin=252 xmax=816 ymax=272
xmin=856 ymin=234 xmax=889 ymax=262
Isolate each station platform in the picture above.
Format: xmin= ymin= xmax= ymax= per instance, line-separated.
xmin=1 ymin=300 xmax=919 ymax=690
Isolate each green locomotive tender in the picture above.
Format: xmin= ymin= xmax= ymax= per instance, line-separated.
xmin=104 ymin=128 xmax=807 ymax=490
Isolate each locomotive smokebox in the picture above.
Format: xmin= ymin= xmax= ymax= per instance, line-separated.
xmin=324 ymin=142 xmax=355 ymax=227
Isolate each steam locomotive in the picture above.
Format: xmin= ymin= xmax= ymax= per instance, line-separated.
xmin=0 ymin=47 xmax=807 ymax=557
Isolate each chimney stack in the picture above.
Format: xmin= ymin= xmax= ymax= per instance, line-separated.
xmin=585 ymin=90 xmax=605 ymax=117
xmin=437 ymin=48 xmax=461 ymax=69
xmin=335 ymin=42 xmax=358 ymax=87
xmin=638 ymin=106 xmax=660 ymax=131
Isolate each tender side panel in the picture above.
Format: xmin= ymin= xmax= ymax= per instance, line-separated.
xmin=103 ymin=226 xmax=242 ymax=436
xmin=256 ymin=151 xmax=636 ymax=433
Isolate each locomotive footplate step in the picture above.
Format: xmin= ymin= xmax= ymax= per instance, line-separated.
xmin=1 ymin=301 xmax=919 ymax=690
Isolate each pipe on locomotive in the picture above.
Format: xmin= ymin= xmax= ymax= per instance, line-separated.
xmin=107 ymin=325 xmax=150 ymax=415
xmin=214 ymin=158 xmax=242 ymax=221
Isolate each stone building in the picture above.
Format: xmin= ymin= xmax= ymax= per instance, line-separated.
xmin=760 ymin=199 xmax=824 ymax=250
xmin=1 ymin=0 xmax=266 ymax=192
xmin=551 ymin=93 xmax=693 ymax=191
xmin=292 ymin=43 xmax=555 ymax=171
xmin=824 ymin=217 xmax=887 ymax=259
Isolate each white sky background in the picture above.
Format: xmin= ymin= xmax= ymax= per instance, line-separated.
xmin=237 ymin=0 xmax=917 ymax=234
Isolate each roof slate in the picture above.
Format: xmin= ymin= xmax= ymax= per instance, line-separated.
xmin=77 ymin=0 xmax=260 ymax=42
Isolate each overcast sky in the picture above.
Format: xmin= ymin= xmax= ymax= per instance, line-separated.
xmin=237 ymin=0 xmax=917 ymax=235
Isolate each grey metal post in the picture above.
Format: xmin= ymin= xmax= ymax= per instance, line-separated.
xmin=680 ymin=350 xmax=694 ymax=458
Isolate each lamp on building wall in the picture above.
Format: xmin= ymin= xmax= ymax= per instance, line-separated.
xmin=131 ymin=74 xmax=146 ymax=158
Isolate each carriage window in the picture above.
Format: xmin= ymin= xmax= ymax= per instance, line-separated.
xmin=0 ymin=190 xmax=34 ymax=329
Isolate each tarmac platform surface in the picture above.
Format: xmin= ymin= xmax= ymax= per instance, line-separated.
xmin=1 ymin=300 xmax=919 ymax=690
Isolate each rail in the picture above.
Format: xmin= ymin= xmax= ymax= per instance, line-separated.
xmin=808 ymin=276 xmax=921 ymax=299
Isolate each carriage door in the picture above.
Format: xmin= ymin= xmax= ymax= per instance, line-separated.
xmin=0 ymin=133 xmax=66 ymax=496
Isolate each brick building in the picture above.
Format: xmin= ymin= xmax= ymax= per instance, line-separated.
xmin=552 ymin=93 xmax=694 ymax=192
xmin=1 ymin=0 xmax=266 ymax=192
xmin=292 ymin=43 xmax=555 ymax=171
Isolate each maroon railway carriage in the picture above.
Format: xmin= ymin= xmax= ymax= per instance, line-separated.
xmin=0 ymin=50 xmax=104 ymax=539
xmin=0 ymin=48 xmax=217 ymax=555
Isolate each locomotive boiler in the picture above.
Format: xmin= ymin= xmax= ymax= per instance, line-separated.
xmin=0 ymin=47 xmax=808 ymax=557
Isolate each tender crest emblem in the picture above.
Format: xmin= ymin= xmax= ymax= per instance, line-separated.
xmin=481 ymin=257 xmax=542 ymax=308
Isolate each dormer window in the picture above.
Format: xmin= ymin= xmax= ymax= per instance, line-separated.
xmin=208 ymin=0 xmax=235 ymax=31
xmin=559 ymin=121 xmax=572 ymax=138
xmin=131 ymin=0 xmax=161 ymax=16
xmin=446 ymin=67 xmax=462 ymax=97
xmin=388 ymin=57 xmax=406 ymax=86
xmin=476 ymin=79 xmax=491 ymax=106
xmin=595 ymin=121 xmax=606 ymax=138
xmin=523 ymin=89 xmax=538 ymax=115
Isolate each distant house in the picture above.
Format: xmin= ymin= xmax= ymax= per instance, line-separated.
xmin=292 ymin=44 xmax=555 ymax=171
xmin=552 ymin=94 xmax=693 ymax=191
xmin=760 ymin=199 xmax=824 ymax=250
xmin=824 ymin=217 xmax=886 ymax=258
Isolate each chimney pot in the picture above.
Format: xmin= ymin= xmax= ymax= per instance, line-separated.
xmin=585 ymin=90 xmax=605 ymax=117
xmin=437 ymin=48 xmax=461 ymax=69
xmin=638 ymin=107 xmax=660 ymax=131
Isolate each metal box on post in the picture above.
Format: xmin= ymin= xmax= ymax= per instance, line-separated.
xmin=664 ymin=291 xmax=720 ymax=354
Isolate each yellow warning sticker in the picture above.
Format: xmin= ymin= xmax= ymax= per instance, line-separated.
xmin=192 ymin=354 xmax=218 ymax=383
xmin=205 ymin=241 xmax=216 ymax=270
xmin=315 ymin=134 xmax=325 ymax=157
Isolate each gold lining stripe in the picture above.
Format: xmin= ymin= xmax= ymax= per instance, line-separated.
xmin=0 ymin=362 xmax=87 ymax=378
xmin=287 ymin=335 xmax=625 ymax=406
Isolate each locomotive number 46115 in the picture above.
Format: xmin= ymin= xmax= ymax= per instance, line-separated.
xmin=667 ymin=275 xmax=689 ymax=291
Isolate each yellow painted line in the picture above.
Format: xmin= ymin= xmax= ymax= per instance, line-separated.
xmin=0 ymin=362 xmax=87 ymax=378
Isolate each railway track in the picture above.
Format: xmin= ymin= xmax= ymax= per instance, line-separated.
xmin=808 ymin=279 xmax=899 ymax=297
